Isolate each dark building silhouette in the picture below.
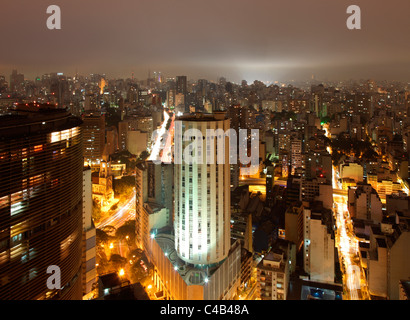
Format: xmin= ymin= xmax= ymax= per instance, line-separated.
xmin=175 ymin=75 xmax=187 ymax=96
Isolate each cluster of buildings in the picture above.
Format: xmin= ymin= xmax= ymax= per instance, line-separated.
xmin=0 ymin=70 xmax=409 ymax=300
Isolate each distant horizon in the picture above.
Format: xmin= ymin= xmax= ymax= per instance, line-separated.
xmin=3 ymin=67 xmax=410 ymax=86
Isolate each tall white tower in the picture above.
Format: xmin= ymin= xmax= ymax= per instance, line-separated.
xmin=174 ymin=112 xmax=231 ymax=266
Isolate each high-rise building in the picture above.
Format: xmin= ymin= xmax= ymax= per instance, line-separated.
xmin=0 ymin=105 xmax=84 ymax=299
xmin=303 ymin=203 xmax=336 ymax=284
xmin=290 ymin=132 xmax=303 ymax=175
xmin=176 ymin=76 xmax=187 ymax=96
xmin=142 ymin=112 xmax=242 ymax=300
xmin=82 ymin=112 xmax=105 ymax=165
xmin=174 ymin=112 xmax=231 ymax=266
xmin=118 ymin=120 xmax=128 ymax=152
xmin=9 ymin=69 xmax=24 ymax=92
xmin=135 ymin=161 xmax=173 ymax=251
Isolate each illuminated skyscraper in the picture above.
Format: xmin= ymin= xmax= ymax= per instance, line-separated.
xmin=144 ymin=112 xmax=241 ymax=300
xmin=0 ymin=104 xmax=84 ymax=300
xmin=174 ymin=112 xmax=231 ymax=266
xmin=82 ymin=112 xmax=105 ymax=165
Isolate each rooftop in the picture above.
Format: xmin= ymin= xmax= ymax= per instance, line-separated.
xmin=176 ymin=111 xmax=227 ymax=122
xmin=103 ymin=283 xmax=150 ymax=300
xmin=0 ymin=104 xmax=82 ymax=138
xmin=98 ymin=272 xmax=122 ymax=289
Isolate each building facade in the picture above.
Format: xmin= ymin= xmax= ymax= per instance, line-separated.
xmin=0 ymin=106 xmax=84 ymax=299
xmin=174 ymin=113 xmax=231 ymax=266
xmin=82 ymin=112 xmax=105 ymax=166
xmin=256 ymin=240 xmax=295 ymax=300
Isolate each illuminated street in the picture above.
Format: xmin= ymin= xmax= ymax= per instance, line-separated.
xmin=96 ymin=191 xmax=136 ymax=230
xmin=148 ymin=110 xmax=174 ymax=164
xmin=333 ymin=186 xmax=371 ymax=299
xmin=324 ymin=124 xmax=368 ymax=299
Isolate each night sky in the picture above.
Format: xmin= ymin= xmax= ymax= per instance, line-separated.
xmin=1 ymin=0 xmax=410 ymax=83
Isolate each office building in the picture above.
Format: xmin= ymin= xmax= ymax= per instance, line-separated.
xmin=303 ymin=203 xmax=336 ymax=284
xmin=290 ymin=136 xmax=303 ymax=175
xmin=142 ymin=112 xmax=241 ymax=300
xmin=0 ymin=105 xmax=84 ymax=299
xmin=82 ymin=112 xmax=105 ymax=165
xmin=174 ymin=112 xmax=231 ymax=266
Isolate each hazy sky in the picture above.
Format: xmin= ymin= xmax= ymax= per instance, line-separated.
xmin=1 ymin=0 xmax=410 ymax=83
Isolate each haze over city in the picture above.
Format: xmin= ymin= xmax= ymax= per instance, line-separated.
xmin=1 ymin=0 xmax=410 ymax=82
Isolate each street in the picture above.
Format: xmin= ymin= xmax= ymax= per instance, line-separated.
xmin=96 ymin=191 xmax=136 ymax=230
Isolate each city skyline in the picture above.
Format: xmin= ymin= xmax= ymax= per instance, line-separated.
xmin=2 ymin=0 xmax=410 ymax=83
xmin=1 ymin=0 xmax=410 ymax=305
xmin=1 ymin=73 xmax=410 ymax=301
